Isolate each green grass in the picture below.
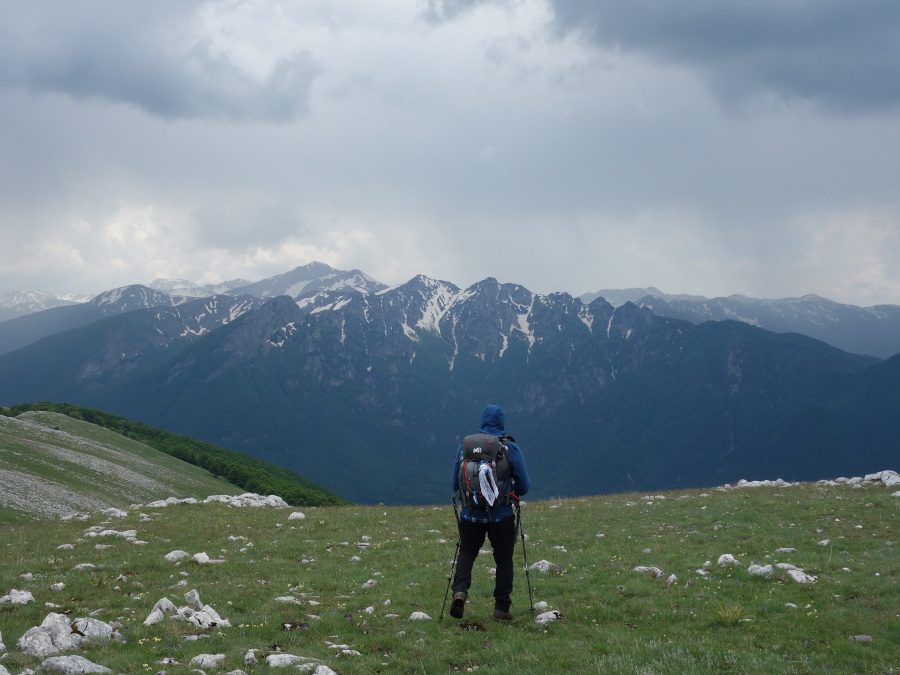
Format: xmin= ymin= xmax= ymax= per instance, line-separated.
xmin=2 ymin=403 xmax=347 ymax=506
xmin=0 ymin=483 xmax=897 ymax=673
xmin=0 ymin=412 xmax=240 ymax=520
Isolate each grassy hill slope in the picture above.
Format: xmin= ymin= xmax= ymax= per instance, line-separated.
xmin=0 ymin=480 xmax=896 ymax=673
xmin=0 ymin=411 xmax=240 ymax=523
xmin=2 ymin=403 xmax=347 ymax=508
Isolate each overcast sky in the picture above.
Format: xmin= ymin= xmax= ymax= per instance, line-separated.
xmin=2 ymin=1 xmax=900 ymax=305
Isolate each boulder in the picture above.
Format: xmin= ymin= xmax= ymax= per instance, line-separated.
xmin=288 ymin=511 xmax=306 ymax=520
xmin=164 ymin=550 xmax=189 ymax=563
xmin=787 ymin=569 xmax=817 ymax=584
xmin=18 ymin=613 xmax=80 ymax=658
xmin=530 ymin=560 xmax=564 ymax=574
xmin=0 ymin=588 xmax=35 ymax=605
xmin=535 ymin=610 xmax=562 ymax=625
xmin=265 ymin=653 xmax=319 ymax=667
xmin=36 ymin=655 xmax=112 ymax=674
xmin=747 ymin=564 xmax=773 ymax=577
xmin=633 ymin=566 xmax=664 ymax=577
xmin=185 ymin=589 xmax=203 ymax=610
xmin=70 ymin=618 xmax=113 ymax=642
xmin=143 ymin=608 xmax=164 ymax=626
xmin=153 ymin=597 xmax=177 ymax=614
xmin=190 ymin=654 xmax=226 ymax=669
xmin=717 ymin=554 xmax=740 ymax=567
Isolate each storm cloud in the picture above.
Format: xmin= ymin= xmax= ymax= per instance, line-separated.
xmin=1 ymin=1 xmax=899 ymax=306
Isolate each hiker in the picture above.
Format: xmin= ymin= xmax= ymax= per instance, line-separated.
xmin=450 ymin=404 xmax=531 ymax=620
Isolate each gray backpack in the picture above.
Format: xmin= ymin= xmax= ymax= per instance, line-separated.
xmin=457 ymin=433 xmax=512 ymax=508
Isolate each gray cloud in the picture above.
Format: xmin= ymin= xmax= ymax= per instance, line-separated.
xmin=0 ymin=2 xmax=319 ymax=122
xmin=436 ymin=0 xmax=900 ymax=113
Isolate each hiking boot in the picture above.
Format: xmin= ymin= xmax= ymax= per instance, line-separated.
xmin=450 ymin=592 xmax=466 ymax=619
xmin=492 ymin=608 xmax=513 ymax=621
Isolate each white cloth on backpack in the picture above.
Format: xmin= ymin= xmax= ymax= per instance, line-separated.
xmin=478 ymin=462 xmax=500 ymax=506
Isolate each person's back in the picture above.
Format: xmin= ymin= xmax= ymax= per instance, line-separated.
xmin=450 ymin=404 xmax=531 ymax=620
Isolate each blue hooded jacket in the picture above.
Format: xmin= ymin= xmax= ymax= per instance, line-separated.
xmin=453 ymin=404 xmax=531 ymax=523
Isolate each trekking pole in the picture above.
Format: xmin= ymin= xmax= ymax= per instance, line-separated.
xmin=440 ymin=496 xmax=462 ymax=621
xmin=514 ymin=496 xmax=535 ymax=616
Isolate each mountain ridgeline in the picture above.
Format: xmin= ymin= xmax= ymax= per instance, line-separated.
xmin=0 ymin=268 xmax=897 ymax=505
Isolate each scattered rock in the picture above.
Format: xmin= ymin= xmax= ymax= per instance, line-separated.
xmin=0 ymin=627 xmax=4 ymax=652
xmin=409 ymin=612 xmax=431 ymax=621
xmin=535 ymin=610 xmax=562 ymax=625
xmin=70 ymin=618 xmax=113 ymax=643
xmin=50 ymin=583 xmax=65 ymax=592
xmin=153 ymin=597 xmax=177 ymax=614
xmin=775 ymin=563 xmax=799 ymax=571
xmin=289 ymin=512 xmax=306 ymax=520
xmin=775 ymin=547 xmax=796 ymax=553
xmin=190 ymin=654 xmax=226 ymax=669
xmin=56 ymin=544 xmax=74 ymax=551
xmin=17 ymin=613 xmax=80 ymax=658
xmin=185 ymin=589 xmax=203 ymax=610
xmin=633 ymin=566 xmax=664 ymax=577
xmin=275 ymin=596 xmax=302 ymax=605
xmin=164 ymin=550 xmax=190 ymax=563
xmin=72 ymin=564 xmax=96 ymax=572
xmin=818 ymin=539 xmax=831 ymax=547
xmin=36 ymin=655 xmax=112 ymax=674
xmin=362 ymin=579 xmax=377 ymax=589
xmin=530 ymin=560 xmax=564 ymax=574
xmin=533 ymin=601 xmax=549 ymax=611
xmin=849 ymin=634 xmax=873 ymax=643
xmin=244 ymin=650 xmax=258 ymax=665
xmin=717 ymin=554 xmax=740 ymax=567
xmin=747 ymin=564 xmax=773 ymax=577
xmin=787 ymin=569 xmax=817 ymax=584
xmin=143 ymin=608 xmax=164 ymax=627
xmin=666 ymin=574 xmax=677 ymax=587
xmin=265 ymin=653 xmax=319 ymax=667
xmin=203 ymin=493 xmax=289 ymax=508
xmin=0 ymin=588 xmax=35 ymax=605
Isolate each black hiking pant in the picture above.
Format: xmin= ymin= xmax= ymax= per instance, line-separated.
xmin=452 ymin=516 xmax=517 ymax=611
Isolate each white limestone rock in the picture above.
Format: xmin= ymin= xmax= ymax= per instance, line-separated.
xmin=18 ymin=613 xmax=80 ymax=658
xmin=190 ymin=654 xmax=226 ymax=669
xmin=776 ymin=563 xmax=800 ymax=571
xmin=51 ymin=583 xmax=65 ymax=592
xmin=288 ymin=511 xmax=306 ymax=520
xmin=787 ymin=569 xmax=817 ymax=584
xmin=533 ymin=601 xmax=549 ymax=611
xmin=0 ymin=665 xmax=8 ymax=675
xmin=56 ymin=544 xmax=74 ymax=551
xmin=633 ymin=566 xmax=664 ymax=577
xmin=72 ymin=564 xmax=96 ymax=571
xmin=70 ymin=618 xmax=112 ymax=643
xmin=36 ymin=655 xmax=112 ymax=674
xmin=717 ymin=554 xmax=740 ymax=567
xmin=143 ymin=608 xmax=164 ymax=627
xmin=164 ymin=550 xmax=190 ymax=563
xmin=850 ymin=634 xmax=873 ymax=642
xmin=265 ymin=653 xmax=319 ymax=667
xmin=185 ymin=589 xmax=203 ymax=610
xmin=0 ymin=588 xmax=35 ymax=605
xmin=243 ymin=649 xmax=258 ymax=665
xmin=153 ymin=597 xmax=177 ymax=614
xmin=192 ymin=552 xmax=211 ymax=565
xmin=409 ymin=612 xmax=431 ymax=621
xmin=0 ymin=627 xmax=5 ymax=652
xmin=530 ymin=560 xmax=564 ymax=574
xmin=535 ymin=610 xmax=562 ymax=625
xmin=775 ymin=547 xmax=797 ymax=553
xmin=818 ymin=539 xmax=831 ymax=546
xmin=748 ymin=564 xmax=773 ymax=577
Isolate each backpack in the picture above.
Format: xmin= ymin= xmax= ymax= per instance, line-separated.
xmin=457 ymin=433 xmax=512 ymax=509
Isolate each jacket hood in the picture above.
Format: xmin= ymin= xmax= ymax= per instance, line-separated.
xmin=479 ymin=404 xmax=506 ymax=435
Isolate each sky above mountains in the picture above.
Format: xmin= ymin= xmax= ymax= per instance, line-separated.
xmin=1 ymin=1 xmax=900 ymax=304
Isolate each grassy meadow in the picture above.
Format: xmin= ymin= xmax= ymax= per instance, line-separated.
xmin=0 ymin=481 xmax=897 ymax=673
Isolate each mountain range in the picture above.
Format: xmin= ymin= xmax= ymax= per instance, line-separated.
xmin=1 ymin=263 xmax=898 ymax=504
xmin=580 ymin=288 xmax=900 ymax=358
